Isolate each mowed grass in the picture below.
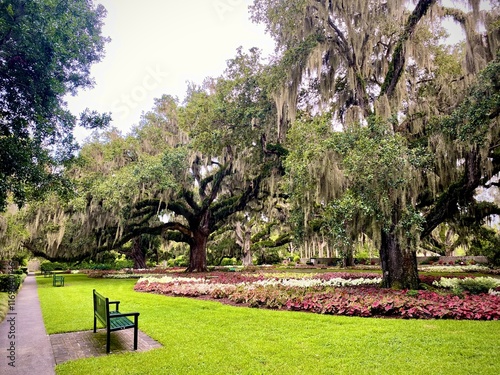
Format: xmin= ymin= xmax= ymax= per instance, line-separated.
xmin=37 ymin=274 xmax=500 ymax=375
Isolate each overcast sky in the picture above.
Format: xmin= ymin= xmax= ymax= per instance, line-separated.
xmin=67 ymin=0 xmax=490 ymax=143
xmin=67 ymin=0 xmax=275 ymax=142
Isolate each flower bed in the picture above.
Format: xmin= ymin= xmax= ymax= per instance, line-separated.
xmin=418 ymin=265 xmax=491 ymax=273
xmin=134 ymin=272 xmax=500 ymax=320
xmin=283 ymin=287 xmax=500 ymax=319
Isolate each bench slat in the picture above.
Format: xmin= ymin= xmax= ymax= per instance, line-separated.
xmin=109 ymin=316 xmax=135 ymax=330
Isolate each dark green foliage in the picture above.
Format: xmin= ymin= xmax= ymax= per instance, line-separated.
xmin=220 ymin=257 xmax=239 ymax=266
xmin=167 ymin=255 xmax=189 ymax=268
xmin=468 ymin=226 xmax=500 ymax=266
xmin=439 ymin=55 xmax=500 ymax=145
xmin=0 ymin=274 xmax=22 ymax=292
xmin=40 ymin=262 xmax=68 ymax=272
xmin=256 ymin=247 xmax=282 ymax=264
xmin=0 ymin=0 xmax=109 ymax=209
xmin=265 ymin=143 xmax=289 ymax=156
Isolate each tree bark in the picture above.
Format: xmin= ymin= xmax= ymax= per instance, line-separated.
xmin=236 ymin=221 xmax=253 ymax=267
xmin=342 ymin=245 xmax=355 ymax=267
xmin=241 ymin=228 xmax=253 ymax=267
xmin=382 ymin=0 xmax=436 ymax=96
xmin=131 ymin=237 xmax=147 ymax=269
xmin=187 ymin=229 xmax=208 ymax=272
xmin=380 ymin=227 xmax=419 ymax=289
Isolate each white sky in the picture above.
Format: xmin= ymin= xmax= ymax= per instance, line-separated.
xmin=67 ymin=0 xmax=275 ymax=143
xmin=67 ymin=0 xmax=492 ymax=144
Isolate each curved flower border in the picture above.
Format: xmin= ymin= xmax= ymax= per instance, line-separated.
xmin=133 ymin=272 xmax=500 ymax=320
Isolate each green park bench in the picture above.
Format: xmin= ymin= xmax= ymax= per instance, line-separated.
xmin=43 ymin=270 xmax=53 ymax=277
xmin=93 ymin=289 xmax=140 ymax=353
xmin=52 ymin=274 xmax=64 ymax=287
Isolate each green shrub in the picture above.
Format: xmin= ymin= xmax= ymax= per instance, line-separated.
xmin=54 ymin=262 xmax=67 ymax=270
xmin=457 ymin=278 xmax=499 ymax=294
xmin=40 ymin=262 xmax=54 ymax=272
xmin=256 ymin=250 xmax=282 ymax=265
xmin=90 ymin=263 xmax=113 ymax=270
xmin=73 ymin=261 xmax=115 ymax=270
xmin=74 ymin=261 xmax=93 ymax=270
xmin=0 ymin=274 xmax=23 ymax=292
xmin=41 ymin=261 xmax=69 ymax=272
xmin=114 ymin=259 xmax=134 ymax=270
xmin=175 ymin=256 xmax=188 ymax=267
xmin=167 ymin=255 xmax=188 ymax=268
xmin=434 ymin=277 xmax=500 ymax=294
xmin=221 ymin=257 xmax=237 ymax=266
xmin=0 ymin=292 xmax=8 ymax=322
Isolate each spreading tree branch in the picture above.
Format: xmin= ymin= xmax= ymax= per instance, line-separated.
xmin=381 ymin=0 xmax=436 ymax=97
xmin=211 ymin=176 xmax=261 ymax=229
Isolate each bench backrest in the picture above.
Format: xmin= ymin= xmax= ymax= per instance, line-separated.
xmin=93 ymin=289 xmax=109 ymax=326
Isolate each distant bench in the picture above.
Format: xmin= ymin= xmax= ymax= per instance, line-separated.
xmin=92 ymin=289 xmax=140 ymax=353
xmin=52 ymin=274 xmax=64 ymax=287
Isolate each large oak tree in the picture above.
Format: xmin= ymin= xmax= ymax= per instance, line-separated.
xmin=252 ymin=0 xmax=500 ymax=288
xmin=22 ymin=49 xmax=284 ymax=271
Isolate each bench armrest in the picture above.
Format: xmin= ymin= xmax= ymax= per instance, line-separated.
xmin=108 ymin=301 xmax=120 ymax=310
xmin=111 ymin=312 xmax=140 ymax=318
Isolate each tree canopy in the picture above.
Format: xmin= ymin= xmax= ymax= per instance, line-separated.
xmin=252 ymin=0 xmax=500 ymax=287
xmin=2 ymin=1 xmax=500 ymax=283
xmin=0 ymin=0 xmax=110 ymax=210
xmin=20 ymin=48 xmax=286 ymax=271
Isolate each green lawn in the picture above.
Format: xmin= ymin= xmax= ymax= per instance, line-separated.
xmin=37 ymin=274 xmax=500 ymax=375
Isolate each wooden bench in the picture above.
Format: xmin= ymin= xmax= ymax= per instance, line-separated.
xmin=43 ymin=270 xmax=53 ymax=277
xmin=92 ymin=289 xmax=140 ymax=353
xmin=52 ymin=274 xmax=64 ymax=287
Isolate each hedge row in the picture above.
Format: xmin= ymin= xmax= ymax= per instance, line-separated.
xmin=0 ymin=274 xmax=24 ymax=292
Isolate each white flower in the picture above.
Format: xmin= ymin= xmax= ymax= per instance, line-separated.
xmin=136 ymin=275 xmax=382 ymax=290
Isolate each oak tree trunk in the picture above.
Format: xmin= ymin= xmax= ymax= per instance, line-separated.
xmin=236 ymin=222 xmax=253 ymax=267
xmin=131 ymin=237 xmax=147 ymax=269
xmin=342 ymin=247 xmax=354 ymax=267
xmin=241 ymin=234 xmax=253 ymax=267
xmin=187 ymin=228 xmax=208 ymax=272
xmin=380 ymin=229 xmax=419 ymax=289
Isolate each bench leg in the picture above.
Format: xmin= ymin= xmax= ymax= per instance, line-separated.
xmin=133 ymin=314 xmax=139 ymax=350
xmin=93 ymin=317 xmax=97 ymax=333
xmin=133 ymin=325 xmax=138 ymax=350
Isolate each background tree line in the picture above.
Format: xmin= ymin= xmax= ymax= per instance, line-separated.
xmin=1 ymin=0 xmax=500 ymax=288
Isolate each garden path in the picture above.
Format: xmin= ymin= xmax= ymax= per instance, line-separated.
xmin=0 ymin=273 xmax=163 ymax=374
xmin=0 ymin=273 xmax=56 ymax=375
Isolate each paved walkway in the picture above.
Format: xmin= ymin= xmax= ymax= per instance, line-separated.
xmin=0 ymin=274 xmax=162 ymax=375
xmin=50 ymin=327 xmax=162 ymax=364
xmin=0 ymin=273 xmax=56 ymax=375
